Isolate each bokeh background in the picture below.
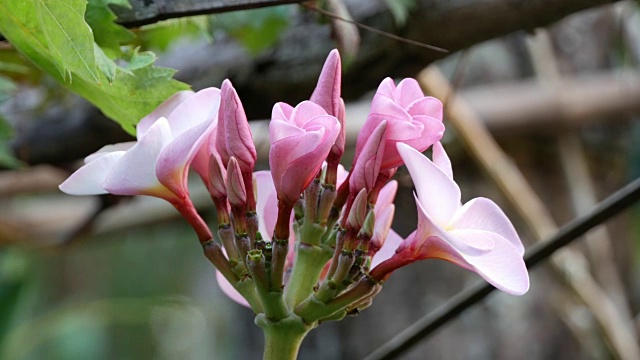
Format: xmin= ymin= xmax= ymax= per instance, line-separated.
xmin=1 ymin=0 xmax=639 ymax=359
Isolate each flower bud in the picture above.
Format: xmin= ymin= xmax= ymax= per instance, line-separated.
xmin=208 ymin=155 xmax=227 ymax=199
xmin=221 ymin=79 xmax=257 ymax=174
xmin=226 ymin=157 xmax=246 ymax=208
xmin=350 ymin=121 xmax=387 ymax=193
xmin=348 ymin=188 xmax=368 ymax=230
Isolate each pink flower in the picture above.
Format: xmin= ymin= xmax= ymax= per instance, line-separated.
xmin=310 ymin=49 xmax=345 ymax=158
xmin=349 ymin=121 xmax=386 ymax=193
xmin=373 ymin=143 xmax=529 ymax=295
xmin=269 ymin=101 xmax=341 ymax=206
xmin=220 ymin=79 xmax=257 ymax=173
xmin=59 ymin=88 xmax=221 ymax=241
xmin=355 ymin=78 xmax=444 ymax=170
xmin=60 ymin=88 xmax=220 ymax=201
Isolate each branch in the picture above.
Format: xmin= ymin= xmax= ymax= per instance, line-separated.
xmin=113 ymin=0 xmax=309 ymax=28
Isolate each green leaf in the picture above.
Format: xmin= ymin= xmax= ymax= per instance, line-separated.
xmin=36 ymin=0 xmax=100 ymax=83
xmin=94 ymin=44 xmax=117 ymax=83
xmin=85 ymin=0 xmax=134 ymax=58
xmin=213 ymin=6 xmax=290 ymax=55
xmin=383 ymin=0 xmax=415 ymax=26
xmin=126 ymin=47 xmax=157 ymax=71
xmin=0 ymin=0 xmax=189 ymax=135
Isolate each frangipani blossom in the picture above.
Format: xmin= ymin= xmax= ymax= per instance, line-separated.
xmin=60 ymin=88 xmax=221 ymax=242
xmin=61 ymin=88 xmax=221 ymax=202
xmin=373 ymin=143 xmax=529 ymax=295
xmin=355 ymin=78 xmax=445 ymax=170
xmin=269 ymin=101 xmax=341 ymax=206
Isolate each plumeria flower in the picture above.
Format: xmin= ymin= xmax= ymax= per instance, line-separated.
xmin=355 ymin=77 xmax=445 ymax=170
xmin=310 ymin=49 xmax=345 ymax=160
xmin=269 ymin=101 xmax=341 ymax=207
xmin=59 ymin=88 xmax=222 ymax=241
xmin=371 ymin=143 xmax=529 ymax=295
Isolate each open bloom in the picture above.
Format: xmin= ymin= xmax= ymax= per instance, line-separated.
xmin=59 ymin=88 xmax=221 ymax=241
xmin=269 ymin=101 xmax=341 ymax=206
xmin=60 ymin=88 xmax=220 ymax=201
xmin=372 ymin=143 xmax=529 ymax=295
xmin=354 ymin=78 xmax=445 ymax=170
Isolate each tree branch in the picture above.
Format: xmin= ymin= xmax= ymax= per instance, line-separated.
xmin=113 ymin=0 xmax=309 ymax=28
xmin=6 ymin=0 xmax=622 ymax=165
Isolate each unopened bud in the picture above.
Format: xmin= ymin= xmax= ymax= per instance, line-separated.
xmin=360 ymin=209 xmax=375 ymax=239
xmin=208 ymin=155 xmax=227 ymax=199
xmin=226 ymin=157 xmax=246 ymax=208
xmin=348 ymin=188 xmax=368 ymax=230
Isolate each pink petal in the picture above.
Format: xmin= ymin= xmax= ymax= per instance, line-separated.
xmin=103 ymin=117 xmax=174 ymax=198
xmin=289 ymin=101 xmax=330 ymax=128
xmin=254 ymin=171 xmax=277 ymax=241
xmin=59 ymin=151 xmax=125 ymax=195
xmin=371 ymin=204 xmax=395 ymax=254
xmin=375 ymin=180 xmax=398 ymax=213
xmin=451 ymin=198 xmax=525 ymax=256
xmin=432 ymin=142 xmax=453 ymax=179
xmin=310 ymin=49 xmax=342 ymax=117
xmin=269 ymin=118 xmax=306 ymax=143
xmin=394 ymin=78 xmax=425 ymax=108
xmin=374 ymin=77 xmax=397 ymax=99
xmin=336 ymin=164 xmax=349 ymax=188
xmin=137 ymin=91 xmax=194 ymax=138
xmin=406 ymin=96 xmax=443 ymax=118
xmin=215 ymin=270 xmax=251 ymax=308
xmin=166 ymin=87 xmax=221 ymax=137
xmin=397 ymin=143 xmax=461 ymax=226
xmin=222 ymin=81 xmax=256 ymax=173
xmin=350 ymin=121 xmax=386 ymax=192
xmin=156 ymin=116 xmax=215 ymax=198
xmin=371 ymin=229 xmax=403 ymax=269
xmin=190 ymin=128 xmax=218 ymax=186
xmin=272 ymin=102 xmax=294 ymax=122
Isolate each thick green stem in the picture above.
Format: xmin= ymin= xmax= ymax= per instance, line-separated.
xmin=284 ymin=242 xmax=333 ymax=308
xmin=256 ymin=314 xmax=313 ymax=360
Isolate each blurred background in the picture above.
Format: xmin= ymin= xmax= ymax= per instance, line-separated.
xmin=1 ymin=0 xmax=639 ymax=359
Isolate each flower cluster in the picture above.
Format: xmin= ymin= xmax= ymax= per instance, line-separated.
xmin=60 ymin=50 xmax=528 ymax=332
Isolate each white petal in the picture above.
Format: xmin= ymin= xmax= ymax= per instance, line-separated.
xmin=103 ymin=118 xmax=173 ymax=197
xmin=432 ymin=142 xmax=453 ymax=179
xmin=397 ymin=143 xmax=461 ymax=226
xmin=451 ymin=197 xmax=524 ymax=256
xmin=59 ymin=151 xmax=125 ymax=195
xmin=137 ymin=91 xmax=194 ymax=138
xmin=449 ymin=229 xmax=529 ymax=295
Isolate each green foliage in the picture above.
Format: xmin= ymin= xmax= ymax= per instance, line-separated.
xmin=213 ymin=6 xmax=290 ymax=55
xmin=138 ymin=16 xmax=211 ymax=52
xmin=85 ymin=0 xmax=134 ymax=58
xmin=0 ymin=0 xmax=189 ymax=135
xmin=383 ymin=0 xmax=416 ymax=26
xmin=0 ymin=75 xmax=21 ymax=169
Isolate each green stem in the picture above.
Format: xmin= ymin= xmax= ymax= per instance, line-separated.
xmin=256 ymin=314 xmax=313 ymax=360
xmin=284 ymin=242 xmax=333 ymax=307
